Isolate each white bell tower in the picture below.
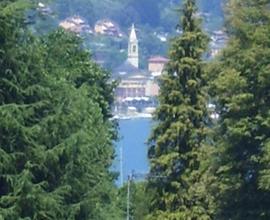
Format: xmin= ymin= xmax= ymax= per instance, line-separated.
xmin=128 ymin=24 xmax=139 ymax=68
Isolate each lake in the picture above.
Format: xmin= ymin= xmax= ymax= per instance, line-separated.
xmin=113 ymin=118 xmax=152 ymax=186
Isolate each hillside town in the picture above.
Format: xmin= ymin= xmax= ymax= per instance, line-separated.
xmin=57 ymin=15 xmax=227 ymax=58
xmin=56 ymin=15 xmax=227 ymax=118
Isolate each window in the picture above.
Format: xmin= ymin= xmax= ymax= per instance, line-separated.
xmin=133 ymin=45 xmax=136 ymax=53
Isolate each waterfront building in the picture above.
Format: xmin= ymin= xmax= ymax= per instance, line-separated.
xmin=114 ymin=24 xmax=148 ymax=101
xmin=113 ymin=24 xmax=166 ymax=116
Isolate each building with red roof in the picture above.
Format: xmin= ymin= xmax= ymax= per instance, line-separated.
xmin=148 ymin=56 xmax=169 ymax=76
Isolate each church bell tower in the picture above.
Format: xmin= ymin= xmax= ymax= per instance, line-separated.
xmin=128 ymin=24 xmax=139 ymax=68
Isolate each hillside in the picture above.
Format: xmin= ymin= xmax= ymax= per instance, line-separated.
xmin=33 ymin=0 xmax=225 ymax=69
xmin=52 ymin=0 xmax=224 ymax=31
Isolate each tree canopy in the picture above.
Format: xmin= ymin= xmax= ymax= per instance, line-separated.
xmin=146 ymin=0 xmax=214 ymax=219
xmin=0 ymin=1 xmax=121 ymax=219
xmin=207 ymin=0 xmax=270 ymax=219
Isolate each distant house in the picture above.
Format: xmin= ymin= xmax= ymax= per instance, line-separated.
xmin=148 ymin=56 xmax=169 ymax=76
xmin=94 ymin=19 xmax=122 ymax=37
xmin=37 ymin=2 xmax=53 ymax=15
xmin=59 ymin=16 xmax=93 ymax=34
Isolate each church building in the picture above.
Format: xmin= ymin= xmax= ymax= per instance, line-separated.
xmin=113 ymin=24 xmax=168 ymax=115
xmin=114 ymin=24 xmax=149 ymax=100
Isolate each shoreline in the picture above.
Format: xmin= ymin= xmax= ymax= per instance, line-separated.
xmin=112 ymin=113 xmax=153 ymax=120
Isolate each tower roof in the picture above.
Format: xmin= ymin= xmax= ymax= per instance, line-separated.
xmin=129 ymin=24 xmax=137 ymax=42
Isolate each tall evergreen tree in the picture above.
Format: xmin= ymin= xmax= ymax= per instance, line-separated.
xmin=208 ymin=0 xmax=270 ymax=219
xmin=0 ymin=2 xmax=121 ymax=219
xmin=40 ymin=30 xmax=120 ymax=220
xmin=147 ymin=0 xmax=213 ymax=219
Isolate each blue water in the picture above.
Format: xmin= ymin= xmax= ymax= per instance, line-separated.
xmin=114 ymin=118 xmax=152 ymax=186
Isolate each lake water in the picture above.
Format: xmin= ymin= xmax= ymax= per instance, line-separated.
xmin=113 ymin=118 xmax=152 ymax=186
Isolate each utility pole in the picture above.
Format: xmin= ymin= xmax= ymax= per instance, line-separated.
xmin=126 ymin=175 xmax=131 ymax=220
xmin=120 ymin=143 xmax=124 ymax=186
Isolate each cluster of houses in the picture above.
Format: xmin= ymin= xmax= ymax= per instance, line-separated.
xmin=94 ymin=19 xmax=123 ymax=37
xmin=59 ymin=16 xmax=123 ymax=38
xmin=59 ymin=16 xmax=93 ymax=34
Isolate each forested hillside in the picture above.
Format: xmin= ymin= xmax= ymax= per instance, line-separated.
xmin=53 ymin=0 xmax=224 ymax=31
xmin=32 ymin=0 xmax=224 ymax=70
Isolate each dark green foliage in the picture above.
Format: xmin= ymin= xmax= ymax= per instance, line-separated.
xmin=42 ymin=30 xmax=116 ymax=120
xmin=0 ymin=2 xmax=120 ymax=219
xmin=131 ymin=182 xmax=152 ymax=220
xmin=147 ymin=0 xmax=214 ymax=219
xmin=208 ymin=0 xmax=270 ymax=219
xmin=125 ymin=0 xmax=160 ymax=27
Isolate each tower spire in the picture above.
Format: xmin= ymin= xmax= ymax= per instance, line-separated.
xmin=129 ymin=24 xmax=137 ymax=42
xmin=128 ymin=24 xmax=139 ymax=68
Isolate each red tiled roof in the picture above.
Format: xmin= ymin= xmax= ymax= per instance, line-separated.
xmin=148 ymin=56 xmax=169 ymax=63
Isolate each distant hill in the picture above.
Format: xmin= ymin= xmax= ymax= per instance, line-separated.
xmin=51 ymin=0 xmax=224 ymax=31
xmin=33 ymin=0 xmax=225 ymax=69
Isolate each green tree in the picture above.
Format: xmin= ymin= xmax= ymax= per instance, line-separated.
xmin=117 ymin=181 xmax=152 ymax=220
xmin=208 ymin=0 xmax=270 ymax=219
xmin=0 ymin=2 xmax=121 ymax=219
xmin=0 ymin=7 xmax=62 ymax=218
xmin=40 ymin=20 xmax=121 ymax=217
xmin=147 ymin=0 xmax=213 ymax=219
